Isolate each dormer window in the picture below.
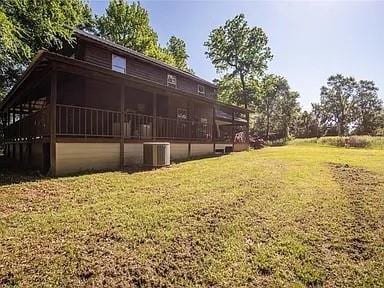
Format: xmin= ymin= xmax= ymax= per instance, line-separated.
xmin=167 ymin=74 xmax=177 ymax=87
xmin=112 ymin=54 xmax=126 ymax=73
xmin=197 ymin=84 xmax=205 ymax=95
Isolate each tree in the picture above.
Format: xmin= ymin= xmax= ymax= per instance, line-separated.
xmin=166 ymin=36 xmax=190 ymax=71
xmin=293 ymin=109 xmax=322 ymax=138
xmin=204 ymin=14 xmax=273 ymax=109
xmin=354 ymin=80 xmax=382 ymax=135
xmin=254 ymin=75 xmax=291 ymax=140
xmin=279 ymin=91 xmax=300 ymax=138
xmin=319 ymin=74 xmax=358 ymax=136
xmin=0 ymin=0 xmax=93 ymax=100
xmin=96 ymin=0 xmax=193 ymax=71
xmin=215 ymin=75 xmax=246 ymax=106
xmin=97 ymin=0 xmax=158 ymax=54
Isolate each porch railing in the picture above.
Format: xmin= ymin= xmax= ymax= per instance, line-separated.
xmin=57 ymin=104 xmax=213 ymax=141
xmin=4 ymin=106 xmax=49 ymax=141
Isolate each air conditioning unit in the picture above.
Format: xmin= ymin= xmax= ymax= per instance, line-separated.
xmin=143 ymin=142 xmax=170 ymax=167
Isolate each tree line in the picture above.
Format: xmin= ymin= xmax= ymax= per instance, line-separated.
xmin=296 ymin=75 xmax=384 ymax=137
xmin=0 ymin=1 xmax=382 ymax=141
xmin=204 ymin=14 xmax=383 ymax=139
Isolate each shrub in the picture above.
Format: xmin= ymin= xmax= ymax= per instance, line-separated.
xmin=317 ymin=137 xmax=347 ymax=147
xmin=347 ymin=136 xmax=370 ymax=148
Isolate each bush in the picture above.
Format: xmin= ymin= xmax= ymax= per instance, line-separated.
xmin=317 ymin=137 xmax=347 ymax=147
xmin=347 ymin=136 xmax=370 ymax=148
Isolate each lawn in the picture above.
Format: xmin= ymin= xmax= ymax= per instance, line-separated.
xmin=1 ymin=145 xmax=384 ymax=287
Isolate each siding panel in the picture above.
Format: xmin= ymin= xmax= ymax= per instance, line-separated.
xmin=190 ymin=144 xmax=214 ymax=157
xmin=124 ymin=143 xmax=143 ymax=165
xmin=56 ymin=143 xmax=120 ymax=175
xmin=170 ymin=143 xmax=189 ymax=160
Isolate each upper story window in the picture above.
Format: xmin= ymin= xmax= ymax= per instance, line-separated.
xmin=112 ymin=54 xmax=126 ymax=73
xmin=197 ymin=84 xmax=205 ymax=96
xmin=167 ymin=74 xmax=177 ymax=87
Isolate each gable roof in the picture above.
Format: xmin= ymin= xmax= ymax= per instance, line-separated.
xmin=75 ymin=30 xmax=217 ymax=88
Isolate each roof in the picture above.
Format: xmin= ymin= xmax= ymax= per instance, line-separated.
xmin=75 ymin=30 xmax=217 ymax=88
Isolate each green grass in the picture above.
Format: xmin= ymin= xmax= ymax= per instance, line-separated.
xmin=290 ymin=136 xmax=384 ymax=149
xmin=1 ymin=146 xmax=384 ymax=287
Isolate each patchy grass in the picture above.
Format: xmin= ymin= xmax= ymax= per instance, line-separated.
xmin=1 ymin=146 xmax=384 ymax=287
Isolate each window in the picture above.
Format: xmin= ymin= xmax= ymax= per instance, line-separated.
xmin=197 ymin=84 xmax=205 ymax=95
xmin=177 ymin=108 xmax=187 ymax=120
xmin=167 ymin=74 xmax=177 ymax=87
xmin=112 ymin=54 xmax=126 ymax=73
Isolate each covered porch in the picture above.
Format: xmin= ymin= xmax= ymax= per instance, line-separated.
xmin=1 ymin=52 xmax=249 ymax=175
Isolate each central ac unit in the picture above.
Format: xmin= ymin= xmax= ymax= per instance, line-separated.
xmin=143 ymin=142 xmax=170 ymax=167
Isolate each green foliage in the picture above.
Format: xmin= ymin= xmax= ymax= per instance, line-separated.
xmin=354 ymin=80 xmax=383 ymax=135
xmin=205 ymin=14 xmax=273 ymax=108
xmin=319 ymin=74 xmax=358 ymax=136
xmin=253 ymin=74 xmax=300 ymax=139
xmin=216 ymin=75 xmax=244 ymax=105
xmin=290 ymin=136 xmax=384 ymax=149
xmin=97 ymin=0 xmax=191 ymax=72
xmin=293 ymin=110 xmax=320 ymax=138
xmin=166 ymin=36 xmax=191 ymax=72
xmin=314 ymin=75 xmax=383 ymax=136
xmin=97 ymin=0 xmax=158 ymax=53
xmin=0 ymin=0 xmax=93 ymax=100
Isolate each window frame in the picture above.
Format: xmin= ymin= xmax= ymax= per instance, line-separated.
xmin=167 ymin=74 xmax=177 ymax=87
xmin=112 ymin=54 xmax=126 ymax=74
xmin=197 ymin=84 xmax=205 ymax=95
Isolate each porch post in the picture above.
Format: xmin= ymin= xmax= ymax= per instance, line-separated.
xmin=187 ymin=99 xmax=191 ymax=158
xmin=232 ymin=111 xmax=235 ymax=148
xmin=49 ymin=69 xmax=57 ymax=176
xmin=120 ymin=85 xmax=125 ymax=169
xmin=246 ymin=111 xmax=250 ymax=144
xmin=152 ymin=92 xmax=157 ymax=140
xmin=212 ymin=105 xmax=216 ymax=152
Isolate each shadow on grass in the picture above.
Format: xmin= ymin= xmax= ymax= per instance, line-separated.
xmin=0 ymin=157 xmax=48 ymax=186
xmin=0 ymin=153 xmax=228 ymax=186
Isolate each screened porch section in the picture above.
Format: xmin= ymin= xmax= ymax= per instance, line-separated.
xmin=55 ymin=72 xmax=214 ymax=141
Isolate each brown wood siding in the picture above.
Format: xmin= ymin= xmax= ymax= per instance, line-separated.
xmin=81 ymin=43 xmax=216 ymax=99
xmin=84 ymin=44 xmax=111 ymax=69
xmin=126 ymin=57 xmax=166 ymax=85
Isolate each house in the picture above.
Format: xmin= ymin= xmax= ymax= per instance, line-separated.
xmin=0 ymin=30 xmax=249 ymax=176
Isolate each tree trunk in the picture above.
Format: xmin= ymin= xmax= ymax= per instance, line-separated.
xmin=240 ymin=73 xmax=247 ymax=109
xmin=266 ymin=105 xmax=270 ymax=141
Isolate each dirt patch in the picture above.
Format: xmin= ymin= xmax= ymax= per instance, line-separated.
xmin=329 ymin=163 xmax=383 ymax=261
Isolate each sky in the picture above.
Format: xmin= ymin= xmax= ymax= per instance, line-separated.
xmin=89 ymin=0 xmax=384 ymax=110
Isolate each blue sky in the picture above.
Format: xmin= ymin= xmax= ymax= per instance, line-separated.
xmin=89 ymin=0 xmax=384 ymax=110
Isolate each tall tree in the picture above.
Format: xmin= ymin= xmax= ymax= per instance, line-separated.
xmin=354 ymin=80 xmax=382 ymax=135
xmin=166 ymin=36 xmax=189 ymax=71
xmin=293 ymin=108 xmax=324 ymax=138
xmin=254 ymin=75 xmax=290 ymax=140
xmin=279 ymin=91 xmax=300 ymax=138
xmin=319 ymin=74 xmax=358 ymax=136
xmin=0 ymin=0 xmax=93 ymax=100
xmin=204 ymin=14 xmax=273 ymax=109
xmin=96 ymin=0 xmax=194 ymax=70
xmin=97 ymin=0 xmax=158 ymax=53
